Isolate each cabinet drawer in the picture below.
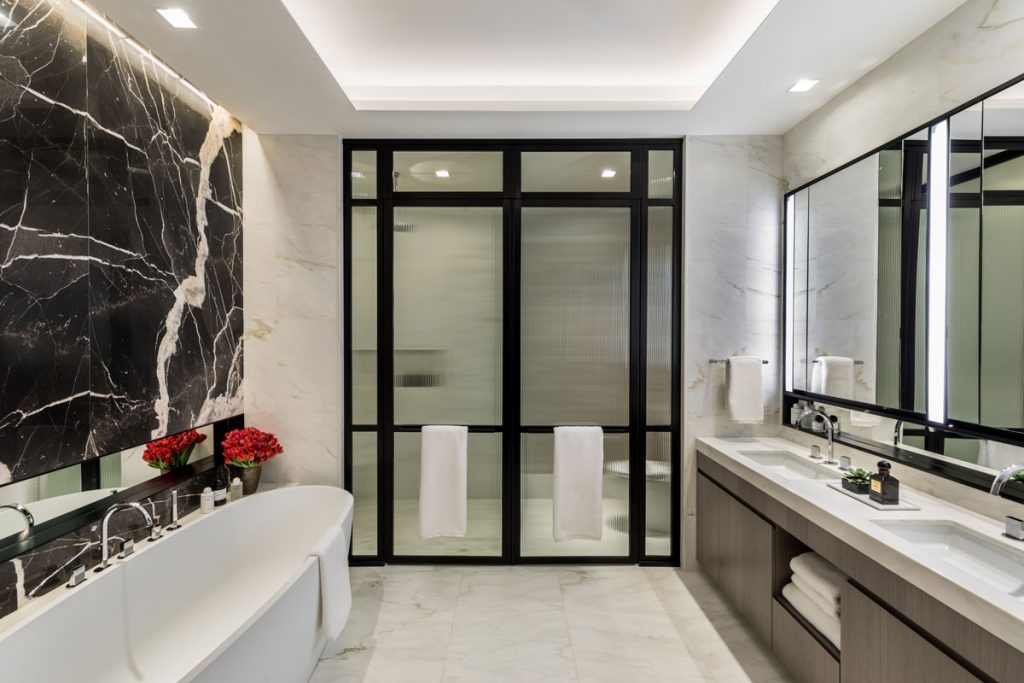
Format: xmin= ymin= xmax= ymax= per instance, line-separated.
xmin=771 ymin=598 xmax=839 ymax=683
xmin=841 ymin=582 xmax=983 ymax=683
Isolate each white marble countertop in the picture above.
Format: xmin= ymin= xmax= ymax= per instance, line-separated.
xmin=696 ymin=436 xmax=1024 ymax=653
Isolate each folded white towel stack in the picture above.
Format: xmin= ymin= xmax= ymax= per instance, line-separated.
xmin=553 ymin=426 xmax=605 ymax=542
xmin=727 ymin=356 xmax=764 ymax=424
xmin=419 ymin=426 xmax=468 ymax=539
xmin=790 ymin=552 xmax=844 ymax=605
xmin=792 ymin=572 xmax=839 ymax=617
xmin=310 ymin=524 xmax=352 ymax=642
xmin=812 ymin=356 xmax=854 ymax=398
xmin=782 ymin=582 xmax=841 ymax=649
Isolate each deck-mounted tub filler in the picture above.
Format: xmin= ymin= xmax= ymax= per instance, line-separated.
xmin=0 ymin=486 xmax=354 ymax=683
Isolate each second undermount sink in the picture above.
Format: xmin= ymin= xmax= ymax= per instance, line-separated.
xmin=737 ymin=450 xmax=839 ymax=480
xmin=873 ymin=520 xmax=1024 ymax=600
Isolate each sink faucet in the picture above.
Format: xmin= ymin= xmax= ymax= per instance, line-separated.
xmin=989 ymin=463 xmax=1024 ymax=496
xmin=0 ymin=503 xmax=35 ymax=531
xmin=94 ymin=502 xmax=157 ymax=572
xmin=893 ymin=420 xmax=904 ymax=447
xmin=808 ymin=408 xmax=838 ymax=465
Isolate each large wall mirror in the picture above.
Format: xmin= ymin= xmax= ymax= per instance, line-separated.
xmin=785 ymin=75 xmax=1024 ymax=498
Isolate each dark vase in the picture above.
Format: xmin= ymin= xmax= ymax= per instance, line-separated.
xmin=842 ymin=478 xmax=870 ymax=495
xmin=230 ymin=465 xmax=262 ymax=495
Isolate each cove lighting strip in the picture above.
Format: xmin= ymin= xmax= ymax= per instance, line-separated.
xmin=927 ymin=119 xmax=949 ymax=424
xmin=70 ymin=0 xmax=213 ymax=107
xmin=784 ymin=194 xmax=795 ymax=393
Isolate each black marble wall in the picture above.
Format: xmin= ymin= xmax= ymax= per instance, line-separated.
xmin=0 ymin=0 xmax=243 ymax=483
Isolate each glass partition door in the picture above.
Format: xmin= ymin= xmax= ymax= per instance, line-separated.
xmin=344 ymin=142 xmax=682 ymax=565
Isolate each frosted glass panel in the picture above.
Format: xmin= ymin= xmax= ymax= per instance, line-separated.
xmin=947 ymin=208 xmax=980 ymax=423
xmin=648 ymin=150 xmax=674 ymax=198
xmin=876 ymin=205 xmax=901 ymax=407
xmin=393 ymin=207 xmax=502 ymax=425
xmin=981 ymin=205 xmax=1024 ymax=428
xmin=521 ymin=207 xmax=630 ymax=426
xmin=522 ymin=151 xmax=631 ymax=192
xmin=393 ymin=432 xmax=502 ymax=556
xmin=520 ymin=433 xmax=629 ymax=557
xmin=647 ymin=207 xmax=673 ymax=424
xmin=352 ymin=208 xmax=377 ymax=424
xmin=351 ymin=150 xmax=376 ymax=199
xmin=351 ymin=432 xmax=378 ymax=556
xmin=393 ymin=151 xmax=503 ymax=192
xmin=645 ymin=432 xmax=672 ymax=557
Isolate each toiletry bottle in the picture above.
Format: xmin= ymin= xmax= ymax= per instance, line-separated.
xmin=200 ymin=487 xmax=214 ymax=513
xmin=869 ymin=460 xmax=900 ymax=504
xmin=213 ymin=461 xmax=229 ymax=507
xmin=790 ymin=402 xmax=804 ymax=426
xmin=229 ymin=477 xmax=243 ymax=502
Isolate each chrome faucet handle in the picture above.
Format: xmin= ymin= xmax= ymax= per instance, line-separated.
xmin=149 ymin=522 xmax=163 ymax=542
xmin=809 ymin=444 xmax=821 ymax=460
xmin=166 ymin=490 xmax=181 ymax=531
xmin=1005 ymin=516 xmax=1024 ymax=541
xmin=66 ymin=564 xmax=87 ymax=588
xmin=118 ymin=538 xmax=135 ymax=559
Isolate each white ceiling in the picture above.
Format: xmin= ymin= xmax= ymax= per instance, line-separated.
xmin=89 ymin=0 xmax=967 ymax=137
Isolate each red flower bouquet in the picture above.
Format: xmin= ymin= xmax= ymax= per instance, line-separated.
xmin=221 ymin=427 xmax=283 ymax=469
xmin=143 ymin=429 xmax=207 ymax=470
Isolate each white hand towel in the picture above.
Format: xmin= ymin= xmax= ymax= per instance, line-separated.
xmin=813 ymin=356 xmax=854 ymax=398
xmin=792 ymin=572 xmax=840 ymax=618
xmin=727 ymin=356 xmax=764 ymax=424
xmin=782 ymin=582 xmax=841 ymax=649
xmin=419 ymin=426 xmax=468 ymax=539
xmin=790 ymin=552 xmax=844 ymax=604
xmin=553 ymin=426 xmax=604 ymax=542
xmin=311 ymin=524 xmax=352 ymax=642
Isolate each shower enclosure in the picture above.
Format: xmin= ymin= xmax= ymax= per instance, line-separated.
xmin=344 ymin=141 xmax=682 ymax=565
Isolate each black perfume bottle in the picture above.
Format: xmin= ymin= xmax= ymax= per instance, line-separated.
xmin=869 ymin=460 xmax=900 ymax=505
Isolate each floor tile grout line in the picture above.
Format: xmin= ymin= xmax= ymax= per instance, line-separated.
xmin=439 ymin=568 xmax=464 ymax=682
xmin=559 ymin=570 xmax=584 ymax=683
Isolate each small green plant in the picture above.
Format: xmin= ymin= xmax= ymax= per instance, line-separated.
xmin=1012 ymin=471 xmax=1024 ymax=485
xmin=844 ymin=468 xmax=871 ymax=485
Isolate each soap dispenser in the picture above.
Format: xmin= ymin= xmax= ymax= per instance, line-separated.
xmin=868 ymin=460 xmax=900 ymax=505
xmin=229 ymin=477 xmax=243 ymax=502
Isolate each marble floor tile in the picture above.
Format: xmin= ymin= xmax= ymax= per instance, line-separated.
xmin=457 ymin=567 xmax=564 ymax=611
xmin=311 ymin=648 xmax=447 ymax=683
xmin=327 ymin=607 xmax=455 ymax=654
xmin=556 ymin=567 xmax=666 ymax=612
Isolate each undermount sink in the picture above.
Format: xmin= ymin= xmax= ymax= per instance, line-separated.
xmin=737 ymin=450 xmax=838 ymax=480
xmin=873 ymin=520 xmax=1024 ymax=599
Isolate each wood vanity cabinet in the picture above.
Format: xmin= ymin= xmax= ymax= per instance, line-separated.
xmin=841 ymin=582 xmax=983 ymax=683
xmin=696 ymin=473 xmax=772 ymax=643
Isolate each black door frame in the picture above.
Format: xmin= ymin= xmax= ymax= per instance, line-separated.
xmin=343 ymin=139 xmax=683 ymax=567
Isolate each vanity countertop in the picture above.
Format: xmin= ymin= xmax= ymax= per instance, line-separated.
xmin=697 ymin=436 xmax=1024 ymax=653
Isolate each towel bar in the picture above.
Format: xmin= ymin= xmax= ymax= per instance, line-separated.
xmin=710 ymin=358 xmax=768 ymax=365
xmin=812 ymin=359 xmax=865 ymax=365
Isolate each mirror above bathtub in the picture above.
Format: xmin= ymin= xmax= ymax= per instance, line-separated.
xmin=789 ymin=127 xmax=929 ymax=414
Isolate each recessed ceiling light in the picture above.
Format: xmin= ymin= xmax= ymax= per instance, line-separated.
xmin=435 ymin=169 xmax=450 ymax=178
xmin=157 ymin=8 xmax=197 ymax=29
xmin=788 ymin=79 xmax=819 ymax=93
xmin=601 ymin=169 xmax=616 ymax=178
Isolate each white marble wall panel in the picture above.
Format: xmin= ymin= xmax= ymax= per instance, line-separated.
xmin=243 ymin=132 xmax=342 ymax=486
xmin=784 ymin=0 xmax=1024 ymax=188
xmin=683 ymin=136 xmax=783 ymax=566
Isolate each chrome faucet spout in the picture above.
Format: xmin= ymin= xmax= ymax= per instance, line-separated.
xmin=808 ymin=408 xmax=837 ymax=465
xmin=893 ymin=420 xmax=904 ymax=447
xmin=95 ymin=502 xmax=154 ymax=572
xmin=990 ymin=463 xmax=1024 ymax=496
xmin=0 ymin=503 xmax=35 ymax=530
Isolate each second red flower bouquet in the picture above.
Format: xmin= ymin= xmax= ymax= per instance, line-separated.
xmin=221 ymin=427 xmax=283 ymax=469
xmin=143 ymin=429 xmax=207 ymax=470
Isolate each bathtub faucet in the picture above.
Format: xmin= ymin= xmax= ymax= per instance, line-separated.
xmin=94 ymin=502 xmax=157 ymax=573
xmin=0 ymin=503 xmax=35 ymax=531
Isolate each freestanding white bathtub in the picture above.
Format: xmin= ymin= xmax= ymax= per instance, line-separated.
xmin=0 ymin=485 xmax=353 ymax=683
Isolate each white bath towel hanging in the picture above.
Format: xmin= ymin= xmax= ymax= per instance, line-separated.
xmin=727 ymin=356 xmax=764 ymax=423
xmin=553 ymin=426 xmax=604 ymax=542
xmin=310 ymin=524 xmax=352 ymax=642
xmin=419 ymin=426 xmax=468 ymax=539
xmin=812 ymin=356 xmax=854 ymax=398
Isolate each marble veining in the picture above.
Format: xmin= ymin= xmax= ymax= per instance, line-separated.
xmin=0 ymin=0 xmax=243 ymax=483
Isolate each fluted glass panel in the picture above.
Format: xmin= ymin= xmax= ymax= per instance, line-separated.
xmin=351 ymin=150 xmax=377 ymax=199
xmin=520 ymin=433 xmax=629 ymax=557
xmin=647 ymin=207 xmax=673 ymax=424
xmin=947 ymin=207 xmax=980 ymax=423
xmin=352 ymin=208 xmax=377 ymax=424
xmin=522 ymin=151 xmax=631 ymax=192
xmin=393 ymin=151 xmax=503 ymax=192
xmin=876 ymin=205 xmax=901 ymax=407
xmin=351 ymin=432 xmax=378 ymax=556
xmin=981 ymin=205 xmax=1024 ymax=428
xmin=645 ymin=432 xmax=672 ymax=557
xmin=648 ymin=150 xmax=674 ymax=198
xmin=393 ymin=432 xmax=502 ymax=556
xmin=393 ymin=207 xmax=502 ymax=425
xmin=521 ymin=207 xmax=630 ymax=426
